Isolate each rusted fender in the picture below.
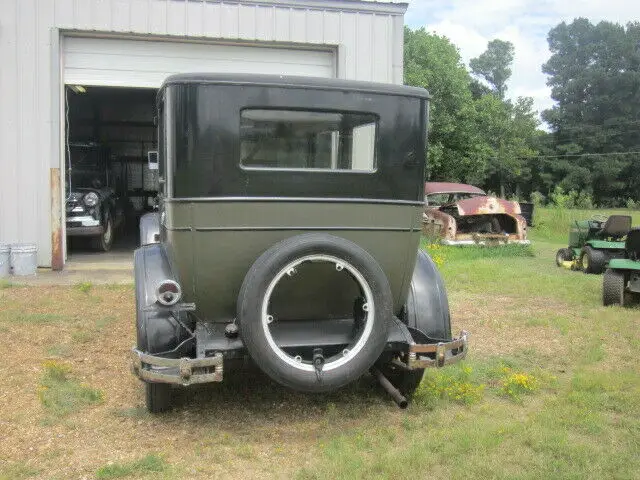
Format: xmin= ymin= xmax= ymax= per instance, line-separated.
xmin=455 ymin=196 xmax=521 ymax=216
xmin=422 ymin=209 xmax=457 ymax=240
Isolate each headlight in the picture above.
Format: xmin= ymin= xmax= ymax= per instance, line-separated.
xmin=156 ymin=280 xmax=182 ymax=306
xmin=84 ymin=192 xmax=99 ymax=207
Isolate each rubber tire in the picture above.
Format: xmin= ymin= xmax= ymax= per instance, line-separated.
xmin=93 ymin=210 xmax=113 ymax=252
xmin=555 ymin=248 xmax=573 ymax=267
xmin=379 ymin=362 xmax=424 ymax=399
xmin=602 ymin=269 xmax=626 ymax=306
xmin=237 ymin=233 xmax=392 ymax=393
xmin=581 ymin=247 xmax=607 ymax=274
xmin=145 ymin=382 xmax=172 ymax=413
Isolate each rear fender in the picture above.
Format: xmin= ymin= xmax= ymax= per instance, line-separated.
xmin=403 ymin=250 xmax=452 ymax=342
xmin=139 ymin=212 xmax=160 ymax=246
xmin=134 ymin=243 xmax=191 ymax=356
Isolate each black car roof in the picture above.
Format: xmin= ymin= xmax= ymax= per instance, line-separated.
xmin=161 ymin=73 xmax=430 ymax=99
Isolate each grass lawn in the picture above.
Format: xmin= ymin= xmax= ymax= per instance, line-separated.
xmin=0 ymin=208 xmax=639 ymax=479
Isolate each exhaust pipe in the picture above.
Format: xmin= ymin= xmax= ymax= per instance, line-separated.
xmin=371 ymin=367 xmax=408 ymax=409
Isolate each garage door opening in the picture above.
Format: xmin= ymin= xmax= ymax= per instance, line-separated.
xmin=64 ymin=85 xmax=158 ymax=262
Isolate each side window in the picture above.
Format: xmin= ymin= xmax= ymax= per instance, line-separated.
xmin=240 ymin=109 xmax=377 ymax=172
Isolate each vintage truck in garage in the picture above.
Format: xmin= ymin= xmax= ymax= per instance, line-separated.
xmin=130 ymin=73 xmax=468 ymax=413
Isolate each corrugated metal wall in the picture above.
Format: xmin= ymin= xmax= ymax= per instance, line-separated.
xmin=0 ymin=0 xmax=405 ymax=267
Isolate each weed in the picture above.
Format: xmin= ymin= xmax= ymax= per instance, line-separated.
xmin=413 ymin=362 xmax=485 ymax=408
xmin=38 ymin=360 xmax=103 ymax=419
xmin=46 ymin=344 xmax=72 ymax=358
xmin=95 ymin=454 xmax=168 ymax=479
xmin=500 ymin=371 xmax=539 ymax=400
xmin=0 ymin=462 xmax=39 ymax=480
xmin=0 ymin=279 xmax=16 ymax=289
xmin=74 ymin=281 xmax=93 ymax=293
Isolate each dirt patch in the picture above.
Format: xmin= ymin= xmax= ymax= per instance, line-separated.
xmin=449 ymin=292 xmax=569 ymax=361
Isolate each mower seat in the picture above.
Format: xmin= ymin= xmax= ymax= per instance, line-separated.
xmin=626 ymin=228 xmax=640 ymax=261
xmin=597 ymin=215 xmax=632 ymax=240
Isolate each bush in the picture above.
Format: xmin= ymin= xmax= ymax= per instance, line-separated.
xmin=626 ymin=198 xmax=640 ymax=210
xmin=549 ymin=186 xmax=594 ymax=209
xmin=530 ymin=191 xmax=546 ymax=206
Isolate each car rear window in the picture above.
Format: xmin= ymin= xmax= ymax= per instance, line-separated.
xmin=240 ymin=109 xmax=377 ymax=172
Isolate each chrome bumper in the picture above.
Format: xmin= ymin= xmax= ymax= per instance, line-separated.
xmin=405 ymin=331 xmax=468 ymax=369
xmin=130 ymin=348 xmax=223 ymax=386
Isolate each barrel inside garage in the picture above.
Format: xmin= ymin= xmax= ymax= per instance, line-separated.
xmin=62 ymin=35 xmax=336 ymax=260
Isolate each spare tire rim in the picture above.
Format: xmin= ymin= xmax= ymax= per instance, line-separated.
xmin=261 ymin=254 xmax=375 ymax=373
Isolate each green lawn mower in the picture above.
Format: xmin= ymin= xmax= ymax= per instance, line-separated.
xmin=555 ymin=214 xmax=632 ymax=274
xmin=603 ymin=227 xmax=640 ymax=307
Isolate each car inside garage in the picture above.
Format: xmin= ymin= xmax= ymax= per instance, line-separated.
xmin=64 ymin=85 xmax=159 ymax=257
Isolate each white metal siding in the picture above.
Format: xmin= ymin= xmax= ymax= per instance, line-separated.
xmin=63 ymin=37 xmax=335 ymax=87
xmin=0 ymin=0 xmax=406 ymax=267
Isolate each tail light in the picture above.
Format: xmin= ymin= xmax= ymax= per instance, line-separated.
xmin=155 ymin=280 xmax=182 ymax=306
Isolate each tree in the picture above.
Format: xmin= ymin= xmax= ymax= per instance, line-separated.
xmin=542 ymin=18 xmax=640 ymax=205
xmin=470 ymin=40 xmax=515 ymax=99
xmin=404 ymin=27 xmax=491 ymax=182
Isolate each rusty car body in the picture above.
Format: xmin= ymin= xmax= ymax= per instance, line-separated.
xmin=422 ymin=182 xmax=529 ymax=246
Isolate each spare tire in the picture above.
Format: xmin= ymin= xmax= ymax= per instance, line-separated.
xmin=237 ymin=233 xmax=392 ymax=392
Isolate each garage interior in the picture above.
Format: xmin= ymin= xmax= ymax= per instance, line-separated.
xmin=65 ymin=85 xmax=159 ymax=260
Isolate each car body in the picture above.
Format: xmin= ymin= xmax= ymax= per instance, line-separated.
xmin=65 ymin=142 xmax=125 ymax=251
xmin=130 ymin=73 xmax=468 ymax=413
xmin=422 ymin=182 xmax=529 ymax=246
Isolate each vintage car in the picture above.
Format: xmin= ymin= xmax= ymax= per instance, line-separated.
xmin=65 ymin=142 xmax=125 ymax=251
xmin=422 ymin=182 xmax=529 ymax=246
xmin=131 ymin=73 xmax=468 ymax=413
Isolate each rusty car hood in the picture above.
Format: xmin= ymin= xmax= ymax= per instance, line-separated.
xmin=454 ymin=196 xmax=521 ymax=216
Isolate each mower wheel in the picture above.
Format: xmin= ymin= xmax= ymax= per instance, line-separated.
xmin=581 ymin=247 xmax=607 ymax=274
xmin=555 ymin=248 xmax=573 ymax=267
xmin=602 ymin=269 xmax=625 ymax=306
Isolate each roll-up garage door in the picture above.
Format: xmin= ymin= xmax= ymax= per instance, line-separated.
xmin=63 ymin=37 xmax=335 ymax=87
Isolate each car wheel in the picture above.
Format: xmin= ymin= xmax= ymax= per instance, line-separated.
xmin=93 ymin=210 xmax=114 ymax=252
xmin=145 ymin=382 xmax=172 ymax=413
xmin=602 ymin=269 xmax=625 ymax=306
xmin=555 ymin=248 xmax=573 ymax=267
xmin=581 ymin=247 xmax=607 ymax=274
xmin=237 ymin=233 xmax=392 ymax=393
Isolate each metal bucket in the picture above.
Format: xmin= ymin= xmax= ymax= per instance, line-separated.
xmin=10 ymin=243 xmax=37 ymax=276
xmin=0 ymin=244 xmax=10 ymax=277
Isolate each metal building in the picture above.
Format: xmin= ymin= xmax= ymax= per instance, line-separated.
xmin=0 ymin=0 xmax=407 ymax=269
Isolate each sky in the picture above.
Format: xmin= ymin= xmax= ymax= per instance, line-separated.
xmin=404 ymin=0 xmax=640 ymax=123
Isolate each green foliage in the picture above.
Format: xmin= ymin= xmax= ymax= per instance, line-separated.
xmin=404 ymin=27 xmax=489 ymax=183
xmin=95 ymin=454 xmax=168 ymax=479
xmin=38 ymin=360 xmax=103 ymax=419
xmin=470 ymin=39 xmax=515 ymax=99
xmin=74 ymin=281 xmax=92 ymax=293
xmin=541 ymin=18 xmax=640 ymax=205
xmin=414 ymin=362 xmax=485 ymax=408
xmin=549 ymin=186 xmax=594 ymax=209
xmin=404 ymin=27 xmax=540 ymax=196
